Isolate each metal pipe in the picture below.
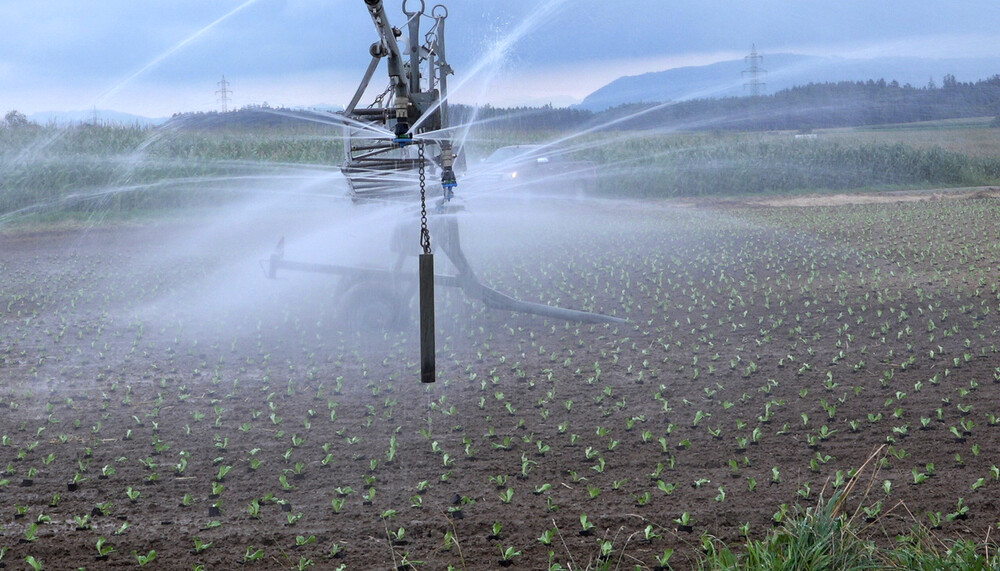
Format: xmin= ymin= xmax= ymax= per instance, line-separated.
xmin=433 ymin=6 xmax=449 ymax=124
xmin=363 ymin=0 xmax=408 ymax=102
xmin=404 ymin=1 xmax=423 ymax=95
xmin=479 ymin=287 xmax=627 ymax=324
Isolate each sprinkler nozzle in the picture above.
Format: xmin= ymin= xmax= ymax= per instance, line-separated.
xmin=441 ymin=166 xmax=457 ymax=189
xmin=393 ymin=121 xmax=412 ymax=146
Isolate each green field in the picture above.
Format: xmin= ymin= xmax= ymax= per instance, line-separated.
xmin=3 ymin=119 xmax=1000 ymax=224
xmin=4 ymin=117 xmax=1000 ymax=569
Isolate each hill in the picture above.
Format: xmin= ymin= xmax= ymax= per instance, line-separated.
xmin=579 ymin=54 xmax=1000 ymax=111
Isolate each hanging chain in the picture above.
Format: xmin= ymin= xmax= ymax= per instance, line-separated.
xmin=369 ymin=83 xmax=392 ymax=109
xmin=418 ymin=142 xmax=431 ymax=254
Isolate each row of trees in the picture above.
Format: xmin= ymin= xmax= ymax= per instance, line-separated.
xmin=9 ymin=73 xmax=1000 ymax=135
xmin=621 ymin=74 xmax=1000 ymax=131
xmin=2 ymin=110 xmax=32 ymax=128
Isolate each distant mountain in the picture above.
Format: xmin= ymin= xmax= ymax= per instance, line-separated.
xmin=28 ymin=109 xmax=167 ymax=126
xmin=579 ymin=54 xmax=1000 ymax=111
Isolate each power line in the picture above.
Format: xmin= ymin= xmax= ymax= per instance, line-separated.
xmin=742 ymin=44 xmax=767 ymax=97
xmin=216 ymin=75 xmax=232 ymax=112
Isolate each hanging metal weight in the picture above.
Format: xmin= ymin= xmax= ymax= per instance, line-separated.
xmin=417 ymin=143 xmax=436 ymax=383
xmin=419 ymin=253 xmax=434 ymax=383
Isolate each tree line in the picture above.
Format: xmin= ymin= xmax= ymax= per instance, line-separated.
xmin=603 ymin=74 xmax=1000 ymax=132
xmin=457 ymin=74 xmax=1000 ymax=133
xmin=7 ymin=73 xmax=999 ymax=134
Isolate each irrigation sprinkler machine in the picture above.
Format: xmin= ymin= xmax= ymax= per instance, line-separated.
xmin=267 ymin=0 xmax=624 ymax=382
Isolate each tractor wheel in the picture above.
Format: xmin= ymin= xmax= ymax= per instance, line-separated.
xmin=339 ymin=283 xmax=406 ymax=333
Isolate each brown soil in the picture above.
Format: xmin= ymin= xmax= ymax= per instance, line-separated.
xmin=693 ymin=186 xmax=1000 ymax=209
xmin=1 ymin=195 xmax=999 ymax=569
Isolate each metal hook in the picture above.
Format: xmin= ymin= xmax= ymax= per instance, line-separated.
xmin=402 ymin=0 xmax=425 ymax=17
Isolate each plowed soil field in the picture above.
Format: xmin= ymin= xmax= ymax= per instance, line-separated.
xmin=2 ymin=194 xmax=999 ymax=569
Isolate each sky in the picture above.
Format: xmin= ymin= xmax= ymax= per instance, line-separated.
xmin=1 ymin=0 xmax=999 ymax=117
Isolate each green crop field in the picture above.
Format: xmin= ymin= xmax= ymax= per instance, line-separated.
xmin=3 ymin=119 xmax=1000 ymax=569
xmin=4 ymin=120 xmax=1000 ymax=224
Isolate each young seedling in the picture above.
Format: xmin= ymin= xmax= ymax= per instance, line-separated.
xmin=497 ymin=545 xmax=522 ymax=567
xmin=863 ymin=501 xmax=883 ymax=521
xmin=246 ymin=498 xmax=261 ymax=519
xmin=295 ymin=535 xmax=317 ymax=547
xmin=773 ymin=504 xmax=790 ymax=525
xmin=579 ymin=514 xmax=595 ymax=535
xmin=96 ymin=537 xmax=115 ymax=558
xmin=442 ymin=530 xmax=456 ymax=551
xmin=192 ymin=537 xmax=213 ymax=553
xmin=74 ymin=513 xmax=91 ymax=530
xmin=534 ymin=483 xmax=553 ymax=495
xmin=653 ymin=548 xmax=674 ymax=570
xmin=134 ymin=549 xmax=157 ymax=566
xmin=674 ymin=512 xmax=696 ymax=532
xmin=946 ymin=497 xmax=970 ymax=521
xmin=94 ymin=501 xmax=113 ymax=516
xmin=657 ymin=480 xmax=677 ymax=495
xmin=24 ymin=522 xmax=39 ymax=542
xmin=537 ymin=527 xmax=556 ymax=545
xmin=244 ymin=546 xmax=265 ymax=562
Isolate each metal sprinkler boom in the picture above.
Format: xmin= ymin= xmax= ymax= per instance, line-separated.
xmin=267 ymin=0 xmax=625 ymax=380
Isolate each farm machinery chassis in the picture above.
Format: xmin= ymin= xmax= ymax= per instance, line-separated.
xmin=268 ymin=214 xmax=625 ymax=330
xmin=267 ymin=0 xmax=623 ymax=378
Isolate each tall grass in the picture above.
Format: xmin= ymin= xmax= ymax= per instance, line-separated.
xmin=579 ymin=133 xmax=1000 ymax=198
xmin=696 ymin=450 xmax=1000 ymax=571
xmin=0 ymin=123 xmax=344 ymax=219
xmin=3 ymin=122 xmax=999 ymax=220
xmin=698 ymin=494 xmax=1000 ymax=571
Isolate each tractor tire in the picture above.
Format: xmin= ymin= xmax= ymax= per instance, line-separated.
xmin=339 ymin=282 xmax=406 ymax=333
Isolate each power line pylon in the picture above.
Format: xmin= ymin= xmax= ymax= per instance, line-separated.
xmin=742 ymin=45 xmax=767 ymax=97
xmin=216 ymin=75 xmax=232 ymax=112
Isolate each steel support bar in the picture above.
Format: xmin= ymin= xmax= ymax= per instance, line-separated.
xmin=476 ymin=285 xmax=627 ymax=325
xmin=267 ymin=230 xmax=625 ymax=325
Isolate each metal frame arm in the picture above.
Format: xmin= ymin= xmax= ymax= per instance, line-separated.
xmin=345 ymin=55 xmax=383 ymax=115
xmin=363 ymin=0 xmax=408 ymax=95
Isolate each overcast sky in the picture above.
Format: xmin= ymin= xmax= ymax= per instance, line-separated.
xmin=1 ymin=1 xmax=998 ymax=117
